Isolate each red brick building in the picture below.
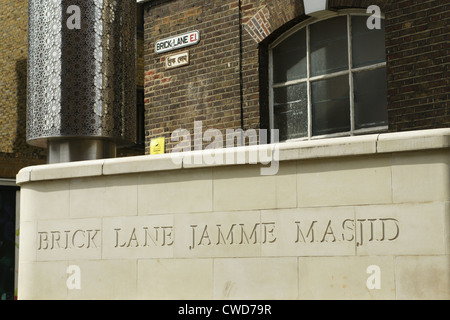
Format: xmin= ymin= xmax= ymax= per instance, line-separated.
xmin=141 ymin=0 xmax=448 ymax=152
xmin=2 ymin=0 xmax=448 ymax=176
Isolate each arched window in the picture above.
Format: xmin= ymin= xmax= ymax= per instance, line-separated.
xmin=269 ymin=11 xmax=388 ymax=141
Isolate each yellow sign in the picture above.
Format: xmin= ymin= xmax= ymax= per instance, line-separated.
xmin=150 ymin=138 xmax=165 ymax=155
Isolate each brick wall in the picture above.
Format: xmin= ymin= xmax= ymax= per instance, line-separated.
xmin=144 ymin=0 xmax=448 ymax=154
xmin=0 ymin=0 xmax=46 ymax=179
xmin=1 ymin=0 xmax=447 ymax=173
xmin=144 ymin=0 xmax=243 ymax=152
xmin=385 ymin=0 xmax=449 ymax=131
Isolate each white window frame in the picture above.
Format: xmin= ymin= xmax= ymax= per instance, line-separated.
xmin=269 ymin=9 xmax=388 ymax=142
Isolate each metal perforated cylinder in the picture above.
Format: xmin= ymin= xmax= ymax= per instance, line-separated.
xmin=27 ymin=0 xmax=136 ymax=163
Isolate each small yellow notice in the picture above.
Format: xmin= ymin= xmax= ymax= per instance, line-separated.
xmin=150 ymin=137 xmax=165 ymax=155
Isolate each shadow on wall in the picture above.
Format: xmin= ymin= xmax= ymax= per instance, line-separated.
xmin=14 ymin=59 xmax=46 ymax=161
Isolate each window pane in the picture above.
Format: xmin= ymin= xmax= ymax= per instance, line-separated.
xmin=274 ymin=83 xmax=308 ymax=140
xmin=310 ymin=16 xmax=349 ymax=77
xmin=273 ymin=28 xmax=307 ymax=83
xmin=354 ymin=67 xmax=388 ymax=130
xmin=312 ymin=75 xmax=350 ymax=135
xmin=352 ymin=16 xmax=386 ymax=68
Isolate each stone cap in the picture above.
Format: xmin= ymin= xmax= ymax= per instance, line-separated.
xmin=16 ymin=128 xmax=450 ymax=185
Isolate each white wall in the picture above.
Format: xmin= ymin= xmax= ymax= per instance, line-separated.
xmin=17 ymin=129 xmax=450 ymax=300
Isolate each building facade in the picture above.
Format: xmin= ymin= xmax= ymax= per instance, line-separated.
xmin=1 ymin=0 xmax=449 ymax=300
xmin=142 ymin=0 xmax=448 ymax=153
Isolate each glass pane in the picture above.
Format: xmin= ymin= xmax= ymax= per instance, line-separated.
xmin=354 ymin=67 xmax=388 ymax=130
xmin=310 ymin=16 xmax=349 ymax=77
xmin=273 ymin=28 xmax=307 ymax=83
xmin=352 ymin=16 xmax=386 ymax=68
xmin=311 ymin=75 xmax=350 ymax=136
xmin=273 ymin=83 xmax=308 ymax=140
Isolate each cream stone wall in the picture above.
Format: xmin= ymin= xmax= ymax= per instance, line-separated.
xmin=17 ymin=129 xmax=450 ymax=300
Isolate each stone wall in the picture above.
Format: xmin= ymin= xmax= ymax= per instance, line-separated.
xmin=17 ymin=129 xmax=450 ymax=299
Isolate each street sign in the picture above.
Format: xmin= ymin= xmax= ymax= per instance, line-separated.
xmin=155 ymin=30 xmax=200 ymax=54
xmin=165 ymin=51 xmax=190 ymax=70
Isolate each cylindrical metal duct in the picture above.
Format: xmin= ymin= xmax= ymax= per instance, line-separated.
xmin=27 ymin=0 xmax=136 ymax=163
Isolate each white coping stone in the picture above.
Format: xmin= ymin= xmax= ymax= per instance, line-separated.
xmin=103 ymin=153 xmax=182 ymax=175
xmin=278 ymin=133 xmax=379 ymax=161
xmin=16 ymin=166 xmax=32 ymax=185
xmin=15 ymin=129 xmax=450 ymax=184
xmin=30 ymin=159 xmax=104 ymax=182
xmin=377 ymin=128 xmax=450 ymax=153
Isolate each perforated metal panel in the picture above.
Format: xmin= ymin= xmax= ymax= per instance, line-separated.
xmin=27 ymin=0 xmax=136 ymax=149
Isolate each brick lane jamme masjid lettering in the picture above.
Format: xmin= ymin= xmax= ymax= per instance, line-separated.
xmin=37 ymin=218 xmax=400 ymax=251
